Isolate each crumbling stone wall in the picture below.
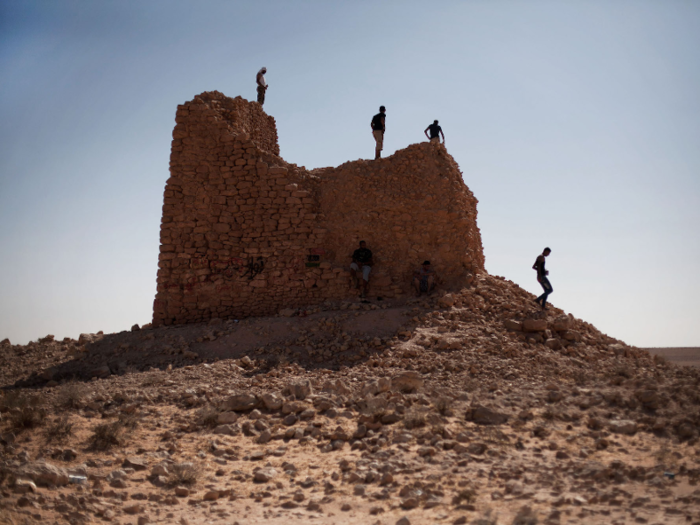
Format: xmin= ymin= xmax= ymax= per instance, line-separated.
xmin=153 ymin=91 xmax=484 ymax=326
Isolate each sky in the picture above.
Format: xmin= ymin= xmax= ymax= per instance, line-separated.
xmin=1 ymin=0 xmax=698 ymax=347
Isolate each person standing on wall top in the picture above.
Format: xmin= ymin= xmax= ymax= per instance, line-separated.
xmin=350 ymin=240 xmax=374 ymax=298
xmin=533 ymin=247 xmax=553 ymax=309
xmin=371 ymin=106 xmax=386 ymax=160
xmin=424 ymin=120 xmax=445 ymax=144
xmin=256 ymin=67 xmax=268 ymax=106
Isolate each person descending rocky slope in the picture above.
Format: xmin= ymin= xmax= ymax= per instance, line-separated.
xmin=1 ymin=272 xmax=699 ymax=524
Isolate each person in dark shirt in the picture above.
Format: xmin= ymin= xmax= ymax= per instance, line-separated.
xmin=413 ymin=260 xmax=436 ymax=296
xmin=256 ymin=67 xmax=268 ymax=106
xmin=371 ymin=106 xmax=386 ymax=160
xmin=424 ymin=120 xmax=445 ymax=144
xmin=350 ymin=240 xmax=374 ymax=297
xmin=533 ymin=247 xmax=553 ymax=308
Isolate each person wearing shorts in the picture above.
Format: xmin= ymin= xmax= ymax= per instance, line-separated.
xmin=413 ymin=260 xmax=436 ymax=296
xmin=350 ymin=240 xmax=374 ymax=298
xmin=424 ymin=120 xmax=445 ymax=144
xmin=533 ymin=247 xmax=553 ymax=308
xmin=371 ymin=106 xmax=386 ymax=159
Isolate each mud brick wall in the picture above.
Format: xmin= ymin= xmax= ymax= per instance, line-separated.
xmin=153 ymin=91 xmax=484 ymax=326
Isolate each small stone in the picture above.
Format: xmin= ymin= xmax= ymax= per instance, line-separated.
xmin=283 ymin=414 xmax=298 ymax=426
xmin=608 ymin=420 xmax=637 ymax=435
xmin=257 ymin=430 xmax=272 ymax=444
xmin=13 ymin=480 xmax=37 ymax=494
xmin=391 ymin=371 xmax=424 ymax=393
xmin=262 ymin=392 xmax=283 ymax=411
xmin=438 ymin=294 xmax=455 ymax=307
xmin=254 ymin=467 xmax=277 ymax=483
xmin=124 ymin=503 xmax=143 ymax=514
xmin=465 ymin=405 xmax=508 ymax=425
xmin=285 ymin=380 xmax=312 ymax=400
xmin=223 ymin=393 xmax=258 ymax=411
xmin=401 ymin=497 xmax=419 ymax=509
xmin=151 ymin=465 xmax=169 ymax=476
xmin=216 ymin=412 xmax=239 ymax=424
xmin=110 ymin=479 xmax=128 ymax=488
xmin=212 ymin=424 xmax=240 ymax=436
xmin=466 ymin=443 xmax=487 ymax=455
xmin=504 ymin=320 xmax=522 ymax=331
xmin=175 ymin=487 xmax=189 ymax=497
xmin=396 ymin=517 xmax=411 ymax=525
xmin=523 ymin=319 xmax=547 ymax=332
xmin=123 ymin=457 xmax=148 ymax=471
xmin=203 ymin=490 xmax=220 ymax=501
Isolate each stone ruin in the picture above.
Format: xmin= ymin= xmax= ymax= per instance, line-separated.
xmin=153 ymin=91 xmax=485 ymax=326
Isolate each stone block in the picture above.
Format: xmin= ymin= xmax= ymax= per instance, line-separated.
xmin=523 ymin=319 xmax=547 ymax=332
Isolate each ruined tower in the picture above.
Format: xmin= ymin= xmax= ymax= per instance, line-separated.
xmin=153 ymin=91 xmax=484 ymax=326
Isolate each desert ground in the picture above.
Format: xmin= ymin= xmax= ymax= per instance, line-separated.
xmin=644 ymin=348 xmax=700 ymax=369
xmin=1 ymin=273 xmax=699 ymax=525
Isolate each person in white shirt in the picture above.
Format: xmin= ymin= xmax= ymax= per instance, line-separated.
xmin=256 ymin=67 xmax=268 ymax=106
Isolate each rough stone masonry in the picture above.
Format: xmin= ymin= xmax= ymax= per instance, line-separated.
xmin=153 ymin=91 xmax=485 ymax=326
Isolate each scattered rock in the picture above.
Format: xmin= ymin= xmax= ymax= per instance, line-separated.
xmin=392 ymin=371 xmax=424 ymax=393
xmin=465 ymin=405 xmax=508 ymax=425
xmin=254 ymin=467 xmax=277 ymax=483
xmin=222 ymin=393 xmax=258 ymax=411
xmin=609 ymin=419 xmax=637 ymax=435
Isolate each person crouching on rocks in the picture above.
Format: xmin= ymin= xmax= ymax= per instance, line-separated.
xmin=413 ymin=260 xmax=436 ymax=296
xmin=350 ymin=241 xmax=374 ymax=298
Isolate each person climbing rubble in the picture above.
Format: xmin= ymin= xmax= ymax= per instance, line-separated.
xmin=413 ymin=260 xmax=436 ymax=296
xmin=533 ymin=247 xmax=553 ymax=309
xmin=424 ymin=119 xmax=445 ymax=144
xmin=350 ymin=240 xmax=374 ymax=298
xmin=371 ymin=106 xmax=386 ymax=159
xmin=256 ymin=67 xmax=268 ymax=106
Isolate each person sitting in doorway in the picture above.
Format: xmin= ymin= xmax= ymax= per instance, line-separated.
xmin=350 ymin=240 xmax=374 ymax=298
xmin=413 ymin=260 xmax=436 ymax=296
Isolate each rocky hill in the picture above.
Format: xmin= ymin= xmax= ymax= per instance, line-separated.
xmin=1 ymin=94 xmax=699 ymax=524
xmin=2 ymin=272 xmax=700 ymax=524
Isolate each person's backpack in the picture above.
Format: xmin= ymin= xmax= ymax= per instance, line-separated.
xmin=371 ymin=113 xmax=384 ymax=131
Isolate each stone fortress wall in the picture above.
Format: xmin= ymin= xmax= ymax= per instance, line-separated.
xmin=153 ymin=91 xmax=485 ymax=327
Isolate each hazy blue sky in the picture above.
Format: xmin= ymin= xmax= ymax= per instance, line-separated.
xmin=1 ymin=1 xmax=698 ymax=347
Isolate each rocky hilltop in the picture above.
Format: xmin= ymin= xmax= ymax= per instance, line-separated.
xmin=0 ymin=94 xmax=699 ymax=525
